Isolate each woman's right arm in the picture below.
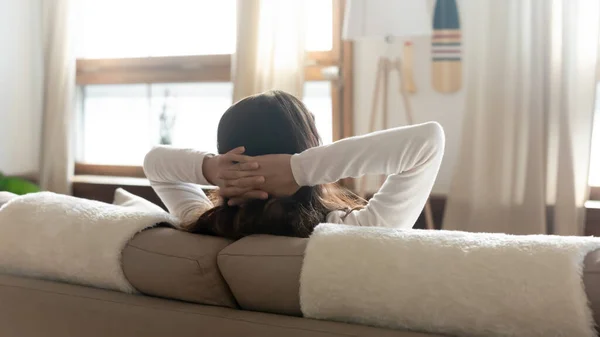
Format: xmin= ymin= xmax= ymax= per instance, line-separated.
xmin=143 ymin=146 xmax=216 ymax=224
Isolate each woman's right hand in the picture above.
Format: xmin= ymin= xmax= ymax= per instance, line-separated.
xmin=202 ymin=147 xmax=269 ymax=201
xmin=219 ymin=154 xmax=301 ymax=206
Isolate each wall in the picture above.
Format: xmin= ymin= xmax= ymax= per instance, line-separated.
xmin=0 ymin=0 xmax=43 ymax=176
xmin=352 ymin=36 xmax=465 ymax=195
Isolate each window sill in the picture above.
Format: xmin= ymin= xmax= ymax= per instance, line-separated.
xmin=72 ymin=175 xmax=162 ymax=207
xmin=71 ymin=175 xmax=216 ymax=208
xmin=586 ymin=200 xmax=600 ymax=210
xmin=72 ymin=175 xmax=151 ymax=186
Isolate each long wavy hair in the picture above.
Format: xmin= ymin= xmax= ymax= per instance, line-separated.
xmin=185 ymin=90 xmax=364 ymax=239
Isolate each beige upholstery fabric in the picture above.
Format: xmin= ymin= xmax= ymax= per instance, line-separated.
xmin=584 ymin=248 xmax=600 ymax=329
xmin=0 ymin=273 xmax=442 ymax=337
xmin=122 ymin=227 xmax=237 ymax=308
xmin=218 ymin=235 xmax=307 ymax=316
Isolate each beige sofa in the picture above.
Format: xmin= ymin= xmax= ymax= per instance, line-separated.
xmin=0 ymin=227 xmax=447 ymax=337
xmin=1 ymin=225 xmax=600 ymax=337
xmin=1 ymin=191 xmax=600 ymax=337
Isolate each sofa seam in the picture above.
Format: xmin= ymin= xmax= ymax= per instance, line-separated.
xmin=0 ymin=282 xmax=357 ymax=337
xmin=126 ymin=244 xmax=202 ymax=262
xmin=193 ymin=258 xmax=241 ymax=308
xmin=218 ymin=253 xmax=304 ymax=258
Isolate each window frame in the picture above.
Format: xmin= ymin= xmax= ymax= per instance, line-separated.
xmin=75 ymin=0 xmax=352 ymax=178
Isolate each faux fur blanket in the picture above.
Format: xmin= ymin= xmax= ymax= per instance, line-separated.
xmin=300 ymin=224 xmax=600 ymax=337
xmin=0 ymin=192 xmax=178 ymax=293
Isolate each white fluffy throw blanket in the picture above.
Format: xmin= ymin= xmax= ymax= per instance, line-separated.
xmin=300 ymin=224 xmax=600 ymax=337
xmin=0 ymin=192 xmax=178 ymax=293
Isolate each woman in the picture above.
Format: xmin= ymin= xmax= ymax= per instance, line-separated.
xmin=144 ymin=90 xmax=445 ymax=239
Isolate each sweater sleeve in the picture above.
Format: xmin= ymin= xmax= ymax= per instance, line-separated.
xmin=290 ymin=122 xmax=445 ymax=228
xmin=143 ymin=146 xmax=215 ymax=224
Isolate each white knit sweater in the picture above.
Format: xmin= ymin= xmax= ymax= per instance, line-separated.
xmin=143 ymin=122 xmax=445 ymax=228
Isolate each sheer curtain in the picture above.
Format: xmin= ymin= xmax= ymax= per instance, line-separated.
xmin=443 ymin=0 xmax=599 ymax=235
xmin=39 ymin=0 xmax=76 ymax=194
xmin=232 ymin=0 xmax=306 ymax=102
xmin=0 ymin=0 xmax=43 ymax=177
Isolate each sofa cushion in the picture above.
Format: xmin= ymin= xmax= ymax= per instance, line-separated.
xmin=122 ymin=227 xmax=237 ymax=308
xmin=113 ymin=188 xmax=164 ymax=213
xmin=217 ymin=235 xmax=306 ymax=316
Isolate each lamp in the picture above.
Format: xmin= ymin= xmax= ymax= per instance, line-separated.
xmin=343 ymin=0 xmax=436 ymax=230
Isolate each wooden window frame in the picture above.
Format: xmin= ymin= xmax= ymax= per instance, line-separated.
xmin=75 ymin=0 xmax=343 ymax=85
xmin=76 ymin=52 xmax=337 ymax=85
xmin=591 ymin=186 xmax=600 ymax=201
xmin=75 ymin=0 xmax=353 ymax=179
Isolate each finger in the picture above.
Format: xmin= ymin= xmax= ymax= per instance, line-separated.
xmin=228 ymin=146 xmax=245 ymax=155
xmin=222 ymin=160 xmax=260 ymax=172
xmin=244 ymin=190 xmax=268 ymax=199
xmin=219 ymin=187 xmax=247 ymax=198
xmin=220 ymin=147 xmax=251 ymax=165
xmin=225 ymin=176 xmax=265 ymax=188
xmin=238 ymin=161 xmax=259 ymax=170
xmin=219 ymin=186 xmax=254 ymax=198
xmin=228 ymin=198 xmax=244 ymax=206
xmin=228 ymin=191 xmax=269 ymax=206
xmin=226 ymin=153 xmax=254 ymax=164
xmin=217 ymin=168 xmax=260 ymax=180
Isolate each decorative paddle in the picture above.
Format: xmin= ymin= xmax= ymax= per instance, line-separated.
xmin=431 ymin=0 xmax=462 ymax=93
xmin=402 ymin=41 xmax=417 ymax=94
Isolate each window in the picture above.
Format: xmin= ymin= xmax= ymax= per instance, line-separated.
xmin=75 ymin=0 xmax=332 ymax=58
xmin=74 ymin=0 xmax=345 ymax=174
xmin=76 ymin=0 xmax=238 ymax=59
xmin=78 ymin=81 xmax=333 ymax=165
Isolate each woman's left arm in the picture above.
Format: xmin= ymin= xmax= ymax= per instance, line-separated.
xmin=292 ymin=122 xmax=445 ymax=228
xmin=222 ymin=122 xmax=445 ymax=229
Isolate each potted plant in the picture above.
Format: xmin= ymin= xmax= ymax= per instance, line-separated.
xmin=0 ymin=172 xmax=40 ymax=195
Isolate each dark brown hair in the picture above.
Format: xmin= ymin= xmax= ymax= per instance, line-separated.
xmin=185 ymin=90 xmax=364 ymax=239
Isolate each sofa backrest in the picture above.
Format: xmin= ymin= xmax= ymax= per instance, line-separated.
xmin=123 ymin=228 xmax=306 ymax=315
xmin=122 ymin=227 xmax=600 ymax=328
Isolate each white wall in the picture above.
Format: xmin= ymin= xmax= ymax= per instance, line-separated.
xmin=0 ymin=0 xmax=43 ymax=176
xmin=353 ymin=37 xmax=465 ymax=195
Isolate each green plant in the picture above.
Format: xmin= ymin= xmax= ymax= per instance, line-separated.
xmin=0 ymin=172 xmax=40 ymax=195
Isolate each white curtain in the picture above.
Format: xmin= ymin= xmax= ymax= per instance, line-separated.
xmin=0 ymin=0 xmax=43 ymax=177
xmin=39 ymin=0 xmax=76 ymax=194
xmin=232 ymin=0 xmax=306 ymax=102
xmin=443 ymin=0 xmax=599 ymax=235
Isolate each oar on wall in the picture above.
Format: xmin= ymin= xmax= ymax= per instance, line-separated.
xmin=431 ymin=0 xmax=461 ymax=93
xmin=402 ymin=41 xmax=417 ymax=94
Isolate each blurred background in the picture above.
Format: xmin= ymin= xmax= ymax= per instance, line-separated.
xmin=0 ymin=0 xmax=599 ymax=235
